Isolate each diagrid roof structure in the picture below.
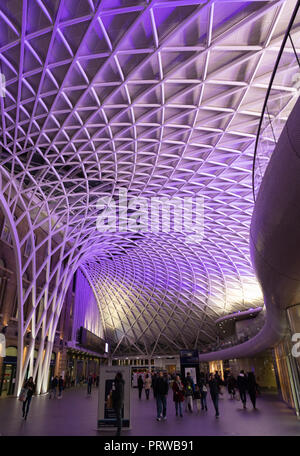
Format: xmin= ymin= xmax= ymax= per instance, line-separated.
xmin=0 ymin=0 xmax=299 ymax=384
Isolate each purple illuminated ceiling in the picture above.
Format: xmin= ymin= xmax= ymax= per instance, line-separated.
xmin=0 ymin=0 xmax=298 ymax=356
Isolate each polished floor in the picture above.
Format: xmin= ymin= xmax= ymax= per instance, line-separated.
xmin=0 ymin=385 xmax=299 ymax=436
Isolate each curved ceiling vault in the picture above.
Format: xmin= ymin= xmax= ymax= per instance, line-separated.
xmin=0 ymin=0 xmax=299 ymax=356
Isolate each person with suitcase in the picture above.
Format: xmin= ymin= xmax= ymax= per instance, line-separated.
xmin=20 ymin=377 xmax=36 ymax=420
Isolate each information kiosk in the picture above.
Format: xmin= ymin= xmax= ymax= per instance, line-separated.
xmin=97 ymin=365 xmax=131 ymax=431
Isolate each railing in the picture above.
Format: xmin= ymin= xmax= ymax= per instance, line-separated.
xmin=252 ymin=0 xmax=300 ymax=201
xmin=201 ymin=310 xmax=266 ymax=354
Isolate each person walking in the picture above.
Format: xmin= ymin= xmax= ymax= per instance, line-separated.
xmin=247 ymin=372 xmax=258 ymax=409
xmin=215 ymin=371 xmax=222 ymax=386
xmin=199 ymin=377 xmax=208 ymax=411
xmin=224 ymin=369 xmax=230 ymax=386
xmin=184 ymin=372 xmax=195 ymax=413
xmin=49 ymin=376 xmax=58 ymax=399
xmin=137 ymin=374 xmax=144 ymax=399
xmin=58 ymin=376 xmax=64 ymax=399
xmin=66 ymin=373 xmax=71 ymax=389
xmin=172 ymin=375 xmax=184 ymax=417
xmin=193 ymin=384 xmax=202 ymax=414
xmin=227 ymin=373 xmax=237 ymax=399
xmin=237 ymin=370 xmax=248 ymax=409
xmin=208 ymin=373 xmax=220 ymax=418
xmin=22 ymin=377 xmax=36 ymax=420
xmin=152 ymin=373 xmax=158 ymax=399
xmin=87 ymin=373 xmax=93 ymax=395
xmin=144 ymin=373 xmax=152 ymax=400
xmin=112 ymin=371 xmax=125 ymax=436
xmin=153 ymin=371 xmax=169 ymax=421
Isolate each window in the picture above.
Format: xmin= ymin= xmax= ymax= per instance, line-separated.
xmin=11 ymin=281 xmax=30 ymax=321
xmin=6 ymin=346 xmax=17 ymax=357
xmin=1 ymin=219 xmax=12 ymax=244
xmin=24 ymin=234 xmax=36 ymax=258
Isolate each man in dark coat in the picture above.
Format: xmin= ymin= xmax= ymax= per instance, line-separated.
xmin=208 ymin=373 xmax=220 ymax=418
xmin=49 ymin=375 xmax=58 ymax=399
xmin=112 ymin=372 xmax=125 ymax=436
xmin=137 ymin=374 xmax=144 ymax=399
xmin=237 ymin=370 xmax=248 ymax=409
xmin=58 ymin=376 xmax=64 ymax=398
xmin=247 ymin=371 xmax=258 ymax=409
xmin=87 ymin=373 xmax=93 ymax=395
xmin=153 ymin=371 xmax=169 ymax=421
xmin=152 ymin=373 xmax=158 ymax=398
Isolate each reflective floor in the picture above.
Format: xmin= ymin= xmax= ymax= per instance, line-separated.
xmin=0 ymin=386 xmax=299 ymax=436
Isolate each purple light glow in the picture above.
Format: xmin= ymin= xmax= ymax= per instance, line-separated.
xmin=0 ymin=0 xmax=295 ymax=380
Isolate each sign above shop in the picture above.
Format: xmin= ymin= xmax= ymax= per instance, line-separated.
xmin=77 ymin=327 xmax=107 ymax=355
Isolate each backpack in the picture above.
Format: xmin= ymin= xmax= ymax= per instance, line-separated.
xmin=186 ymin=384 xmax=193 ymax=396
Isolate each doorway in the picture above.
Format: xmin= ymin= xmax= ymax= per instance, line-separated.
xmin=0 ymin=363 xmax=16 ymax=396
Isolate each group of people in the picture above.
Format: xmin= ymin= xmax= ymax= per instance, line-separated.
xmin=49 ymin=375 xmax=64 ymax=399
xmin=18 ymin=367 xmax=259 ymax=433
xmin=135 ymin=369 xmax=260 ymax=421
xmin=151 ymin=371 xmax=220 ymax=420
xmin=227 ymin=370 xmax=260 ymax=409
xmin=75 ymin=373 xmax=99 ymax=388
xmin=19 ymin=374 xmax=63 ymax=421
xmin=19 ymin=370 xmax=100 ymax=420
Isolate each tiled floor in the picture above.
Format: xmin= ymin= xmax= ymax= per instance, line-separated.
xmin=0 ymin=386 xmax=299 ymax=436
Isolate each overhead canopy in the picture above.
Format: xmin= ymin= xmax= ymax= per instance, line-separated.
xmin=0 ymin=0 xmax=298 ymax=357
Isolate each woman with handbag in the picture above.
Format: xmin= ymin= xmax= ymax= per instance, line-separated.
xmin=199 ymin=378 xmax=208 ymax=411
xmin=144 ymin=374 xmax=152 ymax=400
xmin=21 ymin=377 xmax=36 ymax=420
xmin=172 ymin=375 xmax=185 ymax=417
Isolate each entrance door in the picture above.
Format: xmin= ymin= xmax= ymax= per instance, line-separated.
xmin=76 ymin=360 xmax=83 ymax=381
xmin=0 ymin=364 xmax=16 ymax=397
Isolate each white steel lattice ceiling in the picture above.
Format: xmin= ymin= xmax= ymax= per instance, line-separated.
xmin=0 ymin=0 xmax=299 ymax=357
